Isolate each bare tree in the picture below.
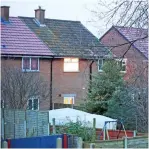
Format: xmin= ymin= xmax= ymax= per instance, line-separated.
xmin=1 ymin=66 xmax=50 ymax=109
xmin=90 ymin=0 xmax=148 ymax=33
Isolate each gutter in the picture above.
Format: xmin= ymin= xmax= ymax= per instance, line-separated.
xmin=89 ymin=60 xmax=94 ymax=92
xmin=1 ymin=54 xmax=53 ymax=59
xmin=50 ymin=56 xmax=54 ymax=110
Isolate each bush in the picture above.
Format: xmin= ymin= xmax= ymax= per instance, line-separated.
xmin=56 ymin=118 xmax=94 ymax=141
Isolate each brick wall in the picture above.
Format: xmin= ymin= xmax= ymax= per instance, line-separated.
xmin=100 ymin=28 xmax=147 ymax=85
xmin=1 ymin=57 xmax=51 ymax=110
xmin=52 ymin=58 xmax=98 ymax=105
xmin=1 ymin=57 xmax=98 ymax=109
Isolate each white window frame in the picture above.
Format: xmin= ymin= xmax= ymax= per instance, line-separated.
xmin=117 ymin=58 xmax=127 ymax=73
xmin=27 ymin=97 xmax=39 ymax=110
xmin=64 ymin=58 xmax=79 ymax=72
xmin=98 ymin=58 xmax=127 ymax=73
xmin=98 ymin=59 xmax=104 ymax=72
xmin=22 ymin=57 xmax=39 ymax=72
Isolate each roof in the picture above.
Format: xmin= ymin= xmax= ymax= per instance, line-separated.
xmin=48 ymin=108 xmax=116 ymax=129
xmin=20 ymin=17 xmax=110 ymax=58
xmin=100 ymin=26 xmax=148 ymax=59
xmin=1 ymin=17 xmax=53 ymax=56
xmin=114 ymin=26 xmax=148 ymax=59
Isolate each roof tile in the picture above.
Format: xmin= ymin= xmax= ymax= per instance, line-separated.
xmin=114 ymin=26 xmax=148 ymax=59
xmin=20 ymin=17 xmax=109 ymax=58
xmin=1 ymin=17 xmax=53 ymax=56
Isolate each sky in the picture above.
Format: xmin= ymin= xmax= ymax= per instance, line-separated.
xmin=1 ymin=0 xmax=110 ymax=38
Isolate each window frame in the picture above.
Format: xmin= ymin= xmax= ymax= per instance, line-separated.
xmin=63 ymin=96 xmax=75 ymax=105
xmin=116 ymin=58 xmax=127 ymax=73
xmin=98 ymin=58 xmax=127 ymax=73
xmin=27 ymin=97 xmax=39 ymax=110
xmin=98 ymin=59 xmax=105 ymax=72
xmin=63 ymin=58 xmax=79 ymax=72
xmin=22 ymin=57 xmax=39 ymax=72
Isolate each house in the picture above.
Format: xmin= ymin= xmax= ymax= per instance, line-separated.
xmin=1 ymin=6 xmax=110 ymax=110
xmin=99 ymin=26 xmax=148 ymax=86
xmin=1 ymin=6 xmax=54 ymax=110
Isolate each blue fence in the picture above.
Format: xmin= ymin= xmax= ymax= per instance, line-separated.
xmin=9 ymin=135 xmax=63 ymax=148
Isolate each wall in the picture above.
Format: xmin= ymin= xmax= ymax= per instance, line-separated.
xmin=100 ymin=28 xmax=147 ymax=86
xmin=1 ymin=57 xmax=99 ymax=109
xmin=52 ymin=58 xmax=98 ymax=105
xmin=1 ymin=57 xmax=51 ymax=110
xmin=84 ymin=136 xmax=148 ymax=148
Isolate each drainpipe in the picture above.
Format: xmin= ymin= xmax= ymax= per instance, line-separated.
xmin=89 ymin=60 xmax=94 ymax=92
xmin=50 ymin=57 xmax=54 ymax=110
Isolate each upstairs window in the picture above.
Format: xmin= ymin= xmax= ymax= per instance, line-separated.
xmin=98 ymin=59 xmax=127 ymax=72
xmin=22 ymin=57 xmax=39 ymax=72
xmin=27 ymin=98 xmax=39 ymax=110
xmin=98 ymin=59 xmax=105 ymax=71
xmin=117 ymin=59 xmax=127 ymax=72
xmin=64 ymin=58 xmax=79 ymax=72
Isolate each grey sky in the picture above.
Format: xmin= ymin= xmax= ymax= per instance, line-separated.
xmin=1 ymin=0 xmax=110 ymax=38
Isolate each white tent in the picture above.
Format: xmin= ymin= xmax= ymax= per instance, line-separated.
xmin=49 ymin=108 xmax=117 ymax=129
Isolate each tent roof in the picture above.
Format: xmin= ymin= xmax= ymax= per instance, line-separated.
xmin=49 ymin=108 xmax=117 ymax=129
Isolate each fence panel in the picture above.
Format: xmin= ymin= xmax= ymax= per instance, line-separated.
xmin=14 ymin=110 xmax=26 ymax=138
xmin=37 ymin=111 xmax=49 ymax=136
xmin=2 ymin=109 xmax=49 ymax=139
xmin=26 ymin=110 xmax=38 ymax=137
xmin=4 ymin=109 xmax=15 ymax=139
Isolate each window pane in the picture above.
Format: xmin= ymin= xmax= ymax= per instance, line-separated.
xmin=64 ymin=97 xmax=74 ymax=104
xmin=23 ymin=57 xmax=30 ymax=70
xmin=33 ymin=99 xmax=39 ymax=110
xmin=28 ymin=100 xmax=32 ymax=110
xmin=64 ymin=63 xmax=79 ymax=72
xmin=64 ymin=58 xmax=79 ymax=72
xmin=98 ymin=59 xmax=103 ymax=70
xmin=31 ymin=58 xmax=38 ymax=70
xmin=71 ymin=58 xmax=78 ymax=62
xmin=64 ymin=58 xmax=71 ymax=62
xmin=121 ymin=65 xmax=126 ymax=71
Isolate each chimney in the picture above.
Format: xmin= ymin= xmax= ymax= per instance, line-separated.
xmin=1 ymin=6 xmax=10 ymax=21
xmin=35 ymin=6 xmax=45 ymax=24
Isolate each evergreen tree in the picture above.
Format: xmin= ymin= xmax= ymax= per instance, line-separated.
xmin=84 ymin=60 xmax=124 ymax=114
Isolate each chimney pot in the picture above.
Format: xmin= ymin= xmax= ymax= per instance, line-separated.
xmin=35 ymin=6 xmax=45 ymax=24
xmin=1 ymin=6 xmax=10 ymax=21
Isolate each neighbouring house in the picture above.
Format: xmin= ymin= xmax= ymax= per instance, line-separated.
xmin=1 ymin=6 xmax=54 ymax=110
xmin=1 ymin=6 xmax=111 ymax=110
xmin=99 ymin=26 xmax=148 ymax=86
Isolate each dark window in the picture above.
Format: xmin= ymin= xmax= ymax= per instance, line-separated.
xmin=27 ymin=98 xmax=39 ymax=110
xmin=33 ymin=99 xmax=39 ymax=110
xmin=28 ymin=99 xmax=32 ymax=110
xmin=22 ymin=57 xmax=39 ymax=71
xmin=31 ymin=58 xmax=38 ymax=70
xmin=23 ymin=57 xmax=30 ymax=70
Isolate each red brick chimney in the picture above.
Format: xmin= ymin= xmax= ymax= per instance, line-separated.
xmin=35 ymin=6 xmax=45 ymax=24
xmin=1 ymin=6 xmax=10 ymax=21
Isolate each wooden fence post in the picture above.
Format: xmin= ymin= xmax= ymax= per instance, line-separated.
xmin=92 ymin=118 xmax=96 ymax=142
xmin=103 ymin=124 xmax=106 ymax=140
xmin=133 ymin=130 xmax=137 ymax=137
xmin=123 ymin=137 xmax=128 ymax=149
xmin=2 ymin=141 xmax=8 ymax=148
xmin=90 ymin=143 xmax=95 ymax=149
xmin=77 ymin=137 xmax=83 ymax=148
xmin=52 ymin=118 xmax=56 ymax=134
xmin=56 ymin=138 xmax=62 ymax=148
